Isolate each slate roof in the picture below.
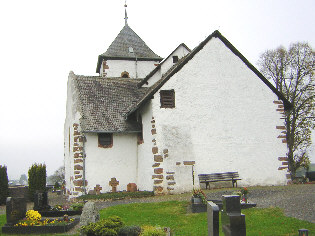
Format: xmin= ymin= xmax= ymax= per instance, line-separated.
xmin=74 ymin=75 xmax=148 ymax=132
xmin=96 ymin=25 xmax=162 ymax=73
xmin=126 ymin=30 xmax=293 ymax=117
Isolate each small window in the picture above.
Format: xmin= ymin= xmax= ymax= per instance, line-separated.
xmin=137 ymin=115 xmax=144 ymax=145
xmin=98 ymin=133 xmax=113 ymax=148
xmin=172 ymin=56 xmax=179 ymax=63
xmin=160 ymin=90 xmax=175 ymax=108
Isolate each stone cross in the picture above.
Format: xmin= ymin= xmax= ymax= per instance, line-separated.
xmin=109 ymin=177 xmax=119 ymax=192
xmin=94 ymin=184 xmax=102 ymax=195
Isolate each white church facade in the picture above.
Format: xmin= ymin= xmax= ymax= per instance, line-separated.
xmin=64 ymin=21 xmax=292 ymax=198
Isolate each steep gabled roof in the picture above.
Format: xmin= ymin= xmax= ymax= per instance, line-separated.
xmin=74 ymin=75 xmax=148 ymax=132
xmin=96 ymin=25 xmax=162 ymax=73
xmin=125 ymin=30 xmax=292 ymax=118
xmin=137 ymin=43 xmax=191 ymax=88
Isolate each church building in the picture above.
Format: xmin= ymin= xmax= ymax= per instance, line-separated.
xmin=64 ymin=8 xmax=292 ymax=198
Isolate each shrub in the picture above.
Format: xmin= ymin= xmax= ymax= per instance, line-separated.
xmin=141 ymin=225 xmax=165 ymax=236
xmin=70 ymin=202 xmax=84 ymax=211
xmin=118 ymin=225 xmax=141 ymax=236
xmin=81 ymin=215 xmax=124 ymax=236
xmin=0 ymin=165 xmax=9 ymax=205
xmin=28 ymin=163 xmax=46 ymax=201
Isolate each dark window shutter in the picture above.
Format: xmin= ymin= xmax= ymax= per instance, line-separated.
xmin=160 ymin=90 xmax=175 ymax=108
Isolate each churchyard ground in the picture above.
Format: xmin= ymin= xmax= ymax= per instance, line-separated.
xmin=0 ymin=184 xmax=314 ymax=235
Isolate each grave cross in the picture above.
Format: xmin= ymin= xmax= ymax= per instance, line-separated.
xmin=109 ymin=177 xmax=119 ymax=192
xmin=94 ymin=184 xmax=102 ymax=195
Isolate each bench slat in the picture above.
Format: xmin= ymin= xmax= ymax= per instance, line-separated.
xmin=198 ymin=172 xmax=241 ymax=189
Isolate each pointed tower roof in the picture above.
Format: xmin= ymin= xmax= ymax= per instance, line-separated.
xmin=96 ymin=25 xmax=162 ymax=73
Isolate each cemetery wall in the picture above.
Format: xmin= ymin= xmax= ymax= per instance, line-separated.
xmin=146 ymin=37 xmax=288 ymax=193
xmin=8 ymin=186 xmax=29 ymax=201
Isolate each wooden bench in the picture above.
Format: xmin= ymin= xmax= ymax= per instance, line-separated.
xmin=198 ymin=172 xmax=241 ymax=189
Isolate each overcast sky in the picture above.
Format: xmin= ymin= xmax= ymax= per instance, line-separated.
xmin=0 ymin=0 xmax=314 ymax=180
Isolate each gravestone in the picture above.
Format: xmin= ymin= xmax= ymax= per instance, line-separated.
xmin=127 ymin=183 xmax=137 ymax=192
xmin=207 ymin=201 xmax=220 ymax=236
xmin=80 ymin=202 xmax=100 ymax=229
xmin=94 ymin=185 xmax=102 ymax=195
xmin=33 ymin=191 xmax=50 ymax=211
xmin=5 ymin=197 xmax=26 ymax=225
xmin=109 ymin=177 xmax=119 ymax=192
xmin=221 ymin=195 xmax=246 ymax=236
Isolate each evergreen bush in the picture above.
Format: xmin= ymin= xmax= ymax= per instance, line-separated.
xmin=0 ymin=165 xmax=9 ymax=205
xmin=28 ymin=163 xmax=46 ymax=201
xmin=81 ymin=215 xmax=124 ymax=236
xmin=118 ymin=225 xmax=141 ymax=236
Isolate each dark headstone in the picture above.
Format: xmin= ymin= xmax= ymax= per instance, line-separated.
xmin=221 ymin=195 xmax=246 ymax=236
xmin=207 ymin=201 xmax=220 ymax=236
xmin=298 ymin=229 xmax=309 ymax=236
xmin=5 ymin=197 xmax=26 ymax=225
xmin=33 ymin=191 xmax=50 ymax=211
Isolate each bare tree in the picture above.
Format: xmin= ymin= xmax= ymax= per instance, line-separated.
xmin=47 ymin=166 xmax=65 ymax=185
xmin=258 ymin=42 xmax=315 ymax=178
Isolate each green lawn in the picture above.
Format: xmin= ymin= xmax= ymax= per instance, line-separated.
xmin=1 ymin=201 xmax=315 ymax=235
xmin=100 ymin=201 xmax=315 ymax=236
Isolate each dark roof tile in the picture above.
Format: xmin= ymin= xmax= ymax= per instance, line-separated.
xmin=74 ymin=75 xmax=148 ymax=132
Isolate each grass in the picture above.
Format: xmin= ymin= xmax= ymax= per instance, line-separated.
xmin=77 ymin=191 xmax=154 ymax=201
xmin=1 ymin=200 xmax=315 ymax=235
xmin=99 ymin=201 xmax=315 ymax=236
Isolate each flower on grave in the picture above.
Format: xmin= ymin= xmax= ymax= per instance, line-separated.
xmin=192 ymin=188 xmax=207 ymax=204
xmin=26 ymin=210 xmax=41 ymax=221
xmin=241 ymin=187 xmax=248 ymax=195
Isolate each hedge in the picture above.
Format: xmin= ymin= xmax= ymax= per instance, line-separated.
xmin=28 ymin=163 xmax=46 ymax=201
xmin=0 ymin=165 xmax=9 ymax=205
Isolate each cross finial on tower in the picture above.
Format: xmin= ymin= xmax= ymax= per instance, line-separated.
xmin=124 ymin=0 xmax=128 ymax=26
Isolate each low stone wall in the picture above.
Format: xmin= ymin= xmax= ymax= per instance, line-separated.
xmin=8 ymin=186 xmax=30 ymax=201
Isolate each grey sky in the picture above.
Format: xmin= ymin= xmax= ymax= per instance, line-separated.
xmin=0 ymin=0 xmax=314 ymax=179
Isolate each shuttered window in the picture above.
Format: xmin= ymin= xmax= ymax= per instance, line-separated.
xmin=98 ymin=133 xmax=113 ymax=148
xmin=160 ymin=90 xmax=175 ymax=108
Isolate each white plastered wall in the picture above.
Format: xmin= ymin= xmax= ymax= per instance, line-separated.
xmin=137 ymin=102 xmax=155 ymax=191
xmin=143 ymin=45 xmax=191 ymax=87
xmin=148 ymin=38 xmax=288 ymax=193
xmin=103 ymin=60 xmax=159 ymax=79
xmin=64 ymin=72 xmax=81 ymax=196
xmin=84 ymin=132 xmax=138 ymax=193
